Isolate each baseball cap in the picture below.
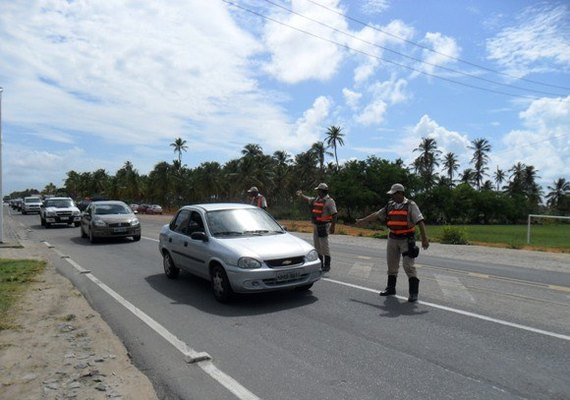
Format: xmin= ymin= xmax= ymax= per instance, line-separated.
xmin=387 ymin=183 xmax=405 ymax=194
xmin=315 ymin=183 xmax=329 ymax=191
xmin=247 ymin=186 xmax=259 ymax=193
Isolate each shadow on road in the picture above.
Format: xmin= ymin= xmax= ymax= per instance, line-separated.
xmin=144 ymin=272 xmax=319 ymax=317
xmin=350 ymin=296 xmax=429 ymax=317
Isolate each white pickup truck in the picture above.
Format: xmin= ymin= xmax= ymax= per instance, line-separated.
xmin=40 ymin=197 xmax=82 ymax=228
xmin=21 ymin=196 xmax=43 ymax=214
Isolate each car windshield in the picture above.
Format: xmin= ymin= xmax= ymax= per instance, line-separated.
xmin=94 ymin=204 xmax=130 ymax=215
xmin=45 ymin=199 xmax=74 ymax=208
xmin=25 ymin=197 xmax=41 ymax=203
xmin=206 ymin=208 xmax=284 ymax=237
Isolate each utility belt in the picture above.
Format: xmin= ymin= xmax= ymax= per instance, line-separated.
xmin=389 ymin=232 xmax=420 ymax=258
xmin=313 ymin=221 xmax=329 ymax=238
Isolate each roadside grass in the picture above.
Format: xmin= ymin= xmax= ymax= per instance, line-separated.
xmin=0 ymin=258 xmax=46 ymax=330
xmin=280 ymin=220 xmax=570 ymax=253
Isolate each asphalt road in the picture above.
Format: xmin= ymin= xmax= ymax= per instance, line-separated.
xmin=7 ymin=210 xmax=570 ymax=400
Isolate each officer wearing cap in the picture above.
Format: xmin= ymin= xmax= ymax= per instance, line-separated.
xmin=296 ymin=183 xmax=338 ymax=273
xmin=247 ymin=186 xmax=267 ymax=209
xmin=355 ymin=183 xmax=429 ymax=302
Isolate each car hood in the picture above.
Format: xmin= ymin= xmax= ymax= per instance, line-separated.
xmin=217 ymin=233 xmax=313 ymax=259
xmin=94 ymin=214 xmax=137 ymax=223
xmin=46 ymin=206 xmax=80 ymax=212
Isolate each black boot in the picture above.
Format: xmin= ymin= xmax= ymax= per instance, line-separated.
xmin=380 ymin=275 xmax=397 ymax=296
xmin=323 ymin=255 xmax=331 ymax=272
xmin=318 ymin=255 xmax=324 ymax=270
xmin=408 ymin=277 xmax=419 ymax=302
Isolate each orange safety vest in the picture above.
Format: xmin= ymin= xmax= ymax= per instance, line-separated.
xmin=311 ymin=198 xmax=333 ymax=224
xmin=386 ymin=202 xmax=416 ymax=236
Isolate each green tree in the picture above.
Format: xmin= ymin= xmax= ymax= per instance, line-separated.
xmin=442 ymin=152 xmax=460 ymax=186
xmin=325 ymin=125 xmax=345 ymax=168
xmin=413 ymin=137 xmax=441 ymax=190
xmin=468 ymin=138 xmax=492 ymax=190
xmin=170 ymin=137 xmax=188 ymax=164
xmin=546 ymin=178 xmax=570 ymax=211
xmin=493 ymin=166 xmax=506 ymax=192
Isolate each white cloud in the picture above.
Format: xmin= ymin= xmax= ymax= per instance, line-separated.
xmin=486 ymin=4 xmax=570 ymax=77
xmin=355 ymin=100 xmax=387 ymax=126
xmin=343 ymin=88 xmax=362 ymax=109
xmin=420 ymin=32 xmax=461 ymax=75
xmin=361 ymin=0 xmax=391 ymax=15
xmin=293 ymin=96 xmax=333 ymax=148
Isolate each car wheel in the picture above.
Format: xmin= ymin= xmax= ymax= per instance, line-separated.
xmin=211 ymin=264 xmax=234 ymax=303
xmin=22 ymin=210 xmax=27 ymax=215
xmin=163 ymin=253 xmax=180 ymax=279
xmin=133 ymin=234 xmax=141 ymax=241
xmin=45 ymin=222 xmax=51 ymax=229
xmin=89 ymin=229 xmax=98 ymax=244
xmin=295 ymin=283 xmax=314 ymax=292
xmin=81 ymin=225 xmax=88 ymax=238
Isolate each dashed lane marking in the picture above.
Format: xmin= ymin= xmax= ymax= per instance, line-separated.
xmin=434 ymin=274 xmax=476 ymax=303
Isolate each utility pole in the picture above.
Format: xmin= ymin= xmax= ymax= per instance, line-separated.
xmin=0 ymin=86 xmax=4 ymax=243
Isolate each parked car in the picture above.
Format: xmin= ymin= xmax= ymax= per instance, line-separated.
xmin=130 ymin=204 xmax=139 ymax=213
xmin=80 ymin=200 xmax=141 ymax=243
xmin=158 ymin=203 xmax=322 ymax=302
xmin=147 ymin=204 xmax=163 ymax=214
xmin=21 ymin=196 xmax=43 ymax=214
xmin=40 ymin=197 xmax=82 ymax=228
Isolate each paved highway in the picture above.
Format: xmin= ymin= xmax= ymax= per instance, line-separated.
xmin=8 ymin=210 xmax=570 ymax=400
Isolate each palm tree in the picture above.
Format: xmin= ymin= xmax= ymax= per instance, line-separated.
xmin=493 ymin=166 xmax=506 ymax=192
xmin=325 ymin=125 xmax=345 ymax=168
xmin=546 ymin=178 xmax=570 ymax=210
xmin=468 ymin=138 xmax=492 ymax=190
xmin=442 ymin=152 xmax=459 ymax=185
xmin=413 ymin=137 xmax=441 ymax=189
xmin=170 ymin=137 xmax=188 ymax=164
xmin=241 ymin=143 xmax=263 ymax=158
xmin=310 ymin=141 xmax=333 ymax=178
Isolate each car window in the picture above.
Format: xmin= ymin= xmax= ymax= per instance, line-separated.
xmin=94 ymin=204 xmax=130 ymax=215
xmin=206 ymin=208 xmax=283 ymax=237
xmin=187 ymin=211 xmax=205 ymax=235
xmin=171 ymin=210 xmax=190 ymax=233
xmin=45 ymin=199 xmax=74 ymax=208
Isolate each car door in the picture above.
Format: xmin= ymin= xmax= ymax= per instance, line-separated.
xmin=166 ymin=209 xmax=193 ymax=272
xmin=183 ymin=211 xmax=211 ymax=279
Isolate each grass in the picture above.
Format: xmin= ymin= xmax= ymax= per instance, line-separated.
xmin=0 ymin=258 xmax=46 ymax=330
xmin=280 ymin=219 xmax=570 ymax=253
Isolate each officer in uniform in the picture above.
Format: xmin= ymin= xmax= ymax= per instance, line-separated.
xmin=296 ymin=183 xmax=337 ymax=272
xmin=247 ymin=186 xmax=268 ymax=209
xmin=355 ymin=183 xmax=429 ymax=302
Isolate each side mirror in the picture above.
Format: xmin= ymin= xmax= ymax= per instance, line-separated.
xmin=190 ymin=231 xmax=208 ymax=242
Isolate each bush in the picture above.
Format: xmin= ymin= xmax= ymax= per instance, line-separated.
xmin=440 ymin=226 xmax=469 ymax=245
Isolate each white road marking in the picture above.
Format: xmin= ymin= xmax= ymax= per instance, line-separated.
xmin=323 ymin=277 xmax=570 ymax=342
xmin=434 ymin=274 xmax=476 ymax=303
xmin=43 ymin=242 xmax=260 ymax=400
xmin=143 ymin=236 xmax=159 ymax=242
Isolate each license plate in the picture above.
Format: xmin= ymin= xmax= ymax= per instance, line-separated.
xmin=276 ymin=270 xmax=301 ymax=281
xmin=113 ymin=227 xmax=127 ymax=233
xmin=60 ymin=217 xmax=69 ymax=221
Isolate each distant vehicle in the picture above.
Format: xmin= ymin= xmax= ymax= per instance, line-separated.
xmin=40 ymin=197 xmax=82 ymax=228
xmin=158 ymin=203 xmax=322 ymax=302
xmin=130 ymin=204 xmax=139 ymax=213
xmin=21 ymin=196 xmax=43 ymax=214
xmin=138 ymin=204 xmax=150 ymax=214
xmin=80 ymin=200 xmax=141 ymax=243
xmin=147 ymin=204 xmax=163 ymax=215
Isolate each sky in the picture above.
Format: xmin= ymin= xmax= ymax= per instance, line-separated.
xmin=1 ymin=0 xmax=569 ymax=197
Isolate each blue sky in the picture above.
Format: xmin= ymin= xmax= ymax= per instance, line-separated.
xmin=1 ymin=0 xmax=569 ymax=196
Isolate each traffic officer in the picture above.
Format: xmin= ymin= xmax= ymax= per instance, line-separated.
xmin=355 ymin=183 xmax=429 ymax=302
xmin=296 ymin=183 xmax=337 ymax=273
xmin=247 ymin=186 xmax=268 ymax=209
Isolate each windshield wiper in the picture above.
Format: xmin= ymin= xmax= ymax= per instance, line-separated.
xmin=243 ymin=230 xmax=270 ymax=235
xmin=214 ymin=231 xmax=244 ymax=236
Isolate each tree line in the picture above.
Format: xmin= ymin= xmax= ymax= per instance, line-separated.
xmin=7 ymin=126 xmax=570 ymax=224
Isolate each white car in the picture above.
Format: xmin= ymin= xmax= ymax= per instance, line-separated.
xmin=40 ymin=197 xmax=82 ymax=228
xmin=21 ymin=196 xmax=43 ymax=214
xmin=158 ymin=203 xmax=322 ymax=302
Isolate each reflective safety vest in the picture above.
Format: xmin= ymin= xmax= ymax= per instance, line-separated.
xmin=386 ymin=202 xmax=416 ymax=236
xmin=312 ymin=198 xmax=333 ymax=224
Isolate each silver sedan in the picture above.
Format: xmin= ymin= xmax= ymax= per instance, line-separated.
xmin=158 ymin=203 xmax=322 ymax=302
xmin=80 ymin=200 xmax=141 ymax=243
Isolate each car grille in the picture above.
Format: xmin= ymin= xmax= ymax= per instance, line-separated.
xmin=55 ymin=211 xmax=72 ymax=216
xmin=108 ymin=222 xmax=131 ymax=228
xmin=263 ymin=274 xmax=309 ymax=286
xmin=265 ymin=256 xmax=305 ymax=268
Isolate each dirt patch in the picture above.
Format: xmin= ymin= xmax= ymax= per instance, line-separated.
xmin=0 ymin=262 xmax=159 ymax=400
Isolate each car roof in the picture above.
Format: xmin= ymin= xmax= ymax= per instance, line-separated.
xmin=180 ymin=203 xmax=257 ymax=212
xmin=91 ymin=200 xmax=128 ymax=206
xmin=46 ymin=197 xmax=73 ymax=200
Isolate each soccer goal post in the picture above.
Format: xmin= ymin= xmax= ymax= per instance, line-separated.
xmin=527 ymin=214 xmax=570 ymax=244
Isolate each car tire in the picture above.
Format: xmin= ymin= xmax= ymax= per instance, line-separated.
xmin=211 ymin=264 xmax=234 ymax=303
xmin=45 ymin=222 xmax=51 ymax=229
xmin=295 ymin=283 xmax=314 ymax=292
xmin=163 ymin=253 xmax=180 ymax=279
xmin=133 ymin=234 xmax=141 ymax=241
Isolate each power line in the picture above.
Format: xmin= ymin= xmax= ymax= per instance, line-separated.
xmin=260 ymin=0 xmax=566 ymax=98
xmin=222 ymin=0 xmax=542 ymax=100
xmin=303 ymin=0 xmax=570 ymax=92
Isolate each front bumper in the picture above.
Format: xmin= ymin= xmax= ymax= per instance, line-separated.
xmin=91 ymin=226 xmax=141 ymax=238
xmin=45 ymin=215 xmax=81 ymax=224
xmin=225 ymin=259 xmax=322 ymax=293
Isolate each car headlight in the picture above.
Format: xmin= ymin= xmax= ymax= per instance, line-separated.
xmin=306 ymin=249 xmax=319 ymax=262
xmin=46 ymin=211 xmax=56 ymax=217
xmin=130 ymin=218 xmax=140 ymax=226
xmin=93 ymin=218 xmax=106 ymax=227
xmin=238 ymin=257 xmax=262 ymax=269
xmin=72 ymin=211 xmax=80 ymax=216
